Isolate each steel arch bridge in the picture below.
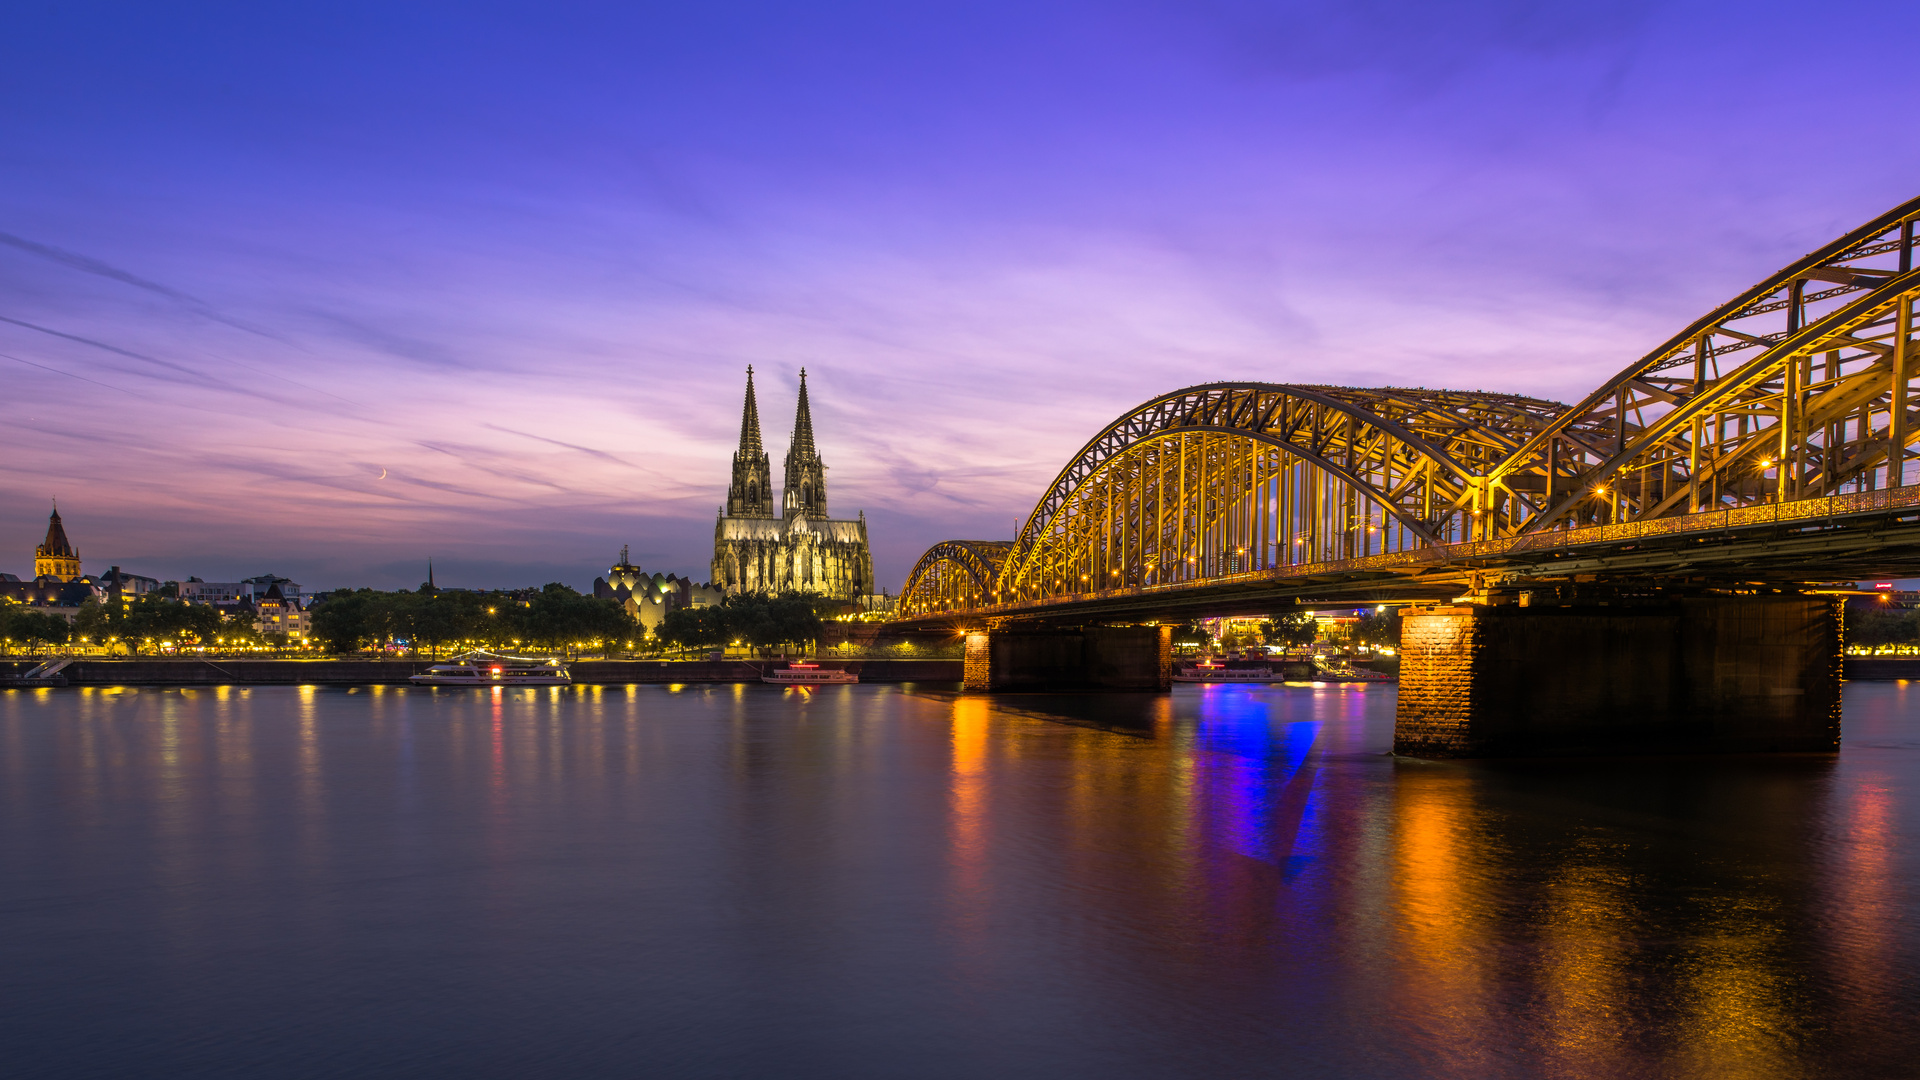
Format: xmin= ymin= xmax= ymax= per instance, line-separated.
xmin=899 ymin=194 xmax=1920 ymax=624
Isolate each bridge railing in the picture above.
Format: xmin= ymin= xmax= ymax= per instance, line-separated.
xmin=905 ymin=483 xmax=1920 ymax=620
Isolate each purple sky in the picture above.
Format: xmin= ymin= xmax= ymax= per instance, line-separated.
xmin=2 ymin=1 xmax=1916 ymax=592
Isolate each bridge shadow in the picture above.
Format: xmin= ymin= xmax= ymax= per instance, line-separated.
xmin=911 ymin=689 xmax=1172 ymax=737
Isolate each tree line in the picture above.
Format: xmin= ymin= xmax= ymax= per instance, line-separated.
xmin=310 ymin=584 xmax=634 ymax=656
xmin=3 ymin=594 xmax=252 ymax=655
xmin=654 ymin=595 xmax=823 ymax=657
xmin=309 ymin=586 xmax=830 ymax=658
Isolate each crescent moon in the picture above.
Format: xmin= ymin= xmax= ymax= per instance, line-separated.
xmin=377 ymin=467 xmax=388 ymax=479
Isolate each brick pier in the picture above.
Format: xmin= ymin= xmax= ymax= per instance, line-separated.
xmin=1395 ymin=596 xmax=1842 ymax=756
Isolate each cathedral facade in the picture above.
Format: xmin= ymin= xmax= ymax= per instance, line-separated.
xmin=712 ymin=368 xmax=873 ymax=600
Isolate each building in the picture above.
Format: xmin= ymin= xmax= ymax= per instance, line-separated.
xmin=180 ymin=578 xmax=243 ymax=605
xmin=3 ymin=507 xmax=114 ymax=620
xmin=711 ymin=368 xmax=874 ymax=600
xmin=34 ymin=505 xmax=81 ymax=581
xmin=241 ymin=575 xmax=301 ymax=602
xmin=0 ymin=576 xmax=100 ymax=621
xmin=593 ymin=546 xmax=723 ymax=637
xmin=180 ymin=575 xmax=301 ymax=605
xmin=253 ymin=584 xmax=310 ymax=641
xmin=110 ymin=570 xmax=163 ymax=598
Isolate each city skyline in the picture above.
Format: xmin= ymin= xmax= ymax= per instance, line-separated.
xmin=3 ymin=2 xmax=1917 ymax=591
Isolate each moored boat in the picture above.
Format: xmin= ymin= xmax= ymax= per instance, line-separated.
xmin=1311 ymin=658 xmax=1395 ymax=682
xmin=410 ymin=652 xmax=571 ymax=686
xmin=1172 ymin=657 xmax=1275 ymax=683
xmin=762 ymin=661 xmax=858 ymax=685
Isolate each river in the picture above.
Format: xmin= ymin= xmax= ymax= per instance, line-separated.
xmin=3 ymin=681 xmax=1917 ymax=1078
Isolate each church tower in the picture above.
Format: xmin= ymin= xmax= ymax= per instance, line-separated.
xmin=34 ymin=504 xmax=81 ymax=581
xmin=713 ymin=367 xmax=871 ymax=600
xmin=727 ymin=366 xmax=775 ymax=518
xmin=783 ymin=368 xmax=828 ymax=520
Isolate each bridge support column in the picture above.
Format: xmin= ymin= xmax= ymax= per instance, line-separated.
xmin=961 ymin=625 xmax=1171 ymax=692
xmin=1394 ymin=596 xmax=1842 ymax=757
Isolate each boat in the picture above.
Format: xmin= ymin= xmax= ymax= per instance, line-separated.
xmin=1311 ymin=658 xmax=1395 ymax=683
xmin=409 ymin=651 xmax=572 ymax=686
xmin=1172 ymin=657 xmax=1275 ymax=683
xmin=762 ymin=660 xmax=858 ymax=685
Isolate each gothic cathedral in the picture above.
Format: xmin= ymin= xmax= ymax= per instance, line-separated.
xmin=712 ymin=368 xmax=873 ymax=600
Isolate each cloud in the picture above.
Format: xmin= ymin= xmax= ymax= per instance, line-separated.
xmin=0 ymin=350 xmax=141 ymax=396
xmin=0 ymin=230 xmax=282 ymax=340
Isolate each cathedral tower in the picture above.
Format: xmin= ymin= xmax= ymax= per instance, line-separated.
xmin=783 ymin=368 xmax=828 ymax=520
xmin=712 ymin=368 xmax=872 ymax=600
xmin=34 ymin=504 xmax=81 ymax=581
xmin=727 ymin=366 xmax=775 ymax=518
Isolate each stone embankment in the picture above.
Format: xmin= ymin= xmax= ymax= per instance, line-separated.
xmin=1844 ymin=656 xmax=1920 ymax=679
xmin=0 ymin=658 xmax=962 ymax=686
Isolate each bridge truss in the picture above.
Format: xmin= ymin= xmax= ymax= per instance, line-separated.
xmin=899 ymin=195 xmax=1920 ymax=621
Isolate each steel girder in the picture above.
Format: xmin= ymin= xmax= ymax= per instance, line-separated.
xmin=989 ymin=384 xmax=1599 ymax=604
xmin=899 ymin=540 xmax=1011 ymax=616
xmin=1489 ymin=195 xmax=1920 ymax=534
xmin=897 ymin=195 xmax=1920 ymax=616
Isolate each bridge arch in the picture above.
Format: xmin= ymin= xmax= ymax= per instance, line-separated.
xmin=1490 ymin=194 xmax=1920 ymax=535
xmin=993 ymin=384 xmax=1598 ymax=603
xmin=894 ymin=194 xmax=1920 ymax=617
xmin=899 ymin=540 xmax=1011 ymax=616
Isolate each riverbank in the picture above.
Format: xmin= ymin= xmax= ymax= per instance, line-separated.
xmin=1845 ymin=656 xmax=1920 ymax=680
xmin=0 ymin=658 xmax=962 ymax=686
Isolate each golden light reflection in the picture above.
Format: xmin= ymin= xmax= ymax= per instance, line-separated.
xmin=947 ymin=696 xmax=993 ymax=950
xmin=1391 ymin=772 xmax=1488 ymax=1070
xmin=490 ymin=684 xmax=506 ymax=806
xmin=1534 ymin=850 xmax=1633 ymax=1077
xmin=1828 ymin=777 xmax=1897 ymax=1020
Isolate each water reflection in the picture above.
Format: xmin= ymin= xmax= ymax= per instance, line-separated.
xmin=0 ymin=682 xmax=1915 ymax=1078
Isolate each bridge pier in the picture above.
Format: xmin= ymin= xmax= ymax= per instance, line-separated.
xmin=1394 ymin=596 xmax=1843 ymax=757
xmin=962 ymin=624 xmax=1172 ymax=692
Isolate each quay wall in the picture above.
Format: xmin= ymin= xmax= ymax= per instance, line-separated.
xmin=1843 ymin=657 xmax=1920 ymax=679
xmin=0 ymin=658 xmax=961 ymax=686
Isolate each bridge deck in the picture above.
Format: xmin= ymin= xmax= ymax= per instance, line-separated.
xmin=892 ymin=483 xmax=1920 ymax=627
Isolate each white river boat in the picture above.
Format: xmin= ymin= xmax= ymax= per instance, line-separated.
xmin=762 ymin=661 xmax=858 ymax=686
xmin=410 ymin=653 xmax=572 ymax=686
xmin=1172 ymin=658 xmax=1275 ymax=683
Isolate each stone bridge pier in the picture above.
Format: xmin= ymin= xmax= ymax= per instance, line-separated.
xmin=1394 ymin=596 xmax=1843 ymax=757
xmin=962 ymin=624 xmax=1172 ymax=692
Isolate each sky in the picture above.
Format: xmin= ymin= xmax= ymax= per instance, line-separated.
xmin=2 ymin=1 xmax=1917 ymax=593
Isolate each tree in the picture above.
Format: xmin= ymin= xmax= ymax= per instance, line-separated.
xmin=507 ymin=583 xmax=635 ymax=657
xmin=1261 ymin=612 xmax=1319 ymax=648
xmin=715 ymin=594 xmax=825 ymax=656
xmin=1170 ymin=621 xmax=1210 ymax=651
xmin=220 ymin=618 xmax=265 ymax=651
xmin=311 ymin=589 xmax=379 ymax=653
xmin=6 ymin=608 xmax=72 ymax=653
xmin=1846 ymin=600 xmax=1919 ymax=648
xmin=1352 ymin=609 xmax=1401 ymax=650
xmin=73 ymin=598 xmax=120 ymax=652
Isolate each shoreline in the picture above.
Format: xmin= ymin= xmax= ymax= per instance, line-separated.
xmin=0 ymin=657 xmax=963 ymax=686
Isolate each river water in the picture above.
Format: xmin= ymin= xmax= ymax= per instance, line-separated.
xmin=2 ymin=681 xmax=1917 ymax=1079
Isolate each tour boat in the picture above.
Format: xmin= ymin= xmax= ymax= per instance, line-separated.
xmin=762 ymin=661 xmax=858 ymax=686
xmin=410 ymin=654 xmax=572 ymax=686
xmin=1311 ymin=658 xmax=1395 ymax=683
xmin=1172 ymin=658 xmax=1275 ymax=683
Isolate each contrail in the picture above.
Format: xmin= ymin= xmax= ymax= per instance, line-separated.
xmin=0 ymin=231 xmax=283 ymax=341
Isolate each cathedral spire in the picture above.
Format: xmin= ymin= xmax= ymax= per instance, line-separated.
xmin=783 ymin=367 xmax=828 ymax=520
xmin=790 ymin=368 xmax=817 ymax=459
xmin=725 ymin=367 xmax=775 ymax=518
xmin=738 ymin=365 xmax=765 ymax=455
